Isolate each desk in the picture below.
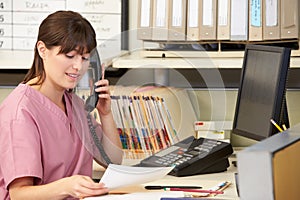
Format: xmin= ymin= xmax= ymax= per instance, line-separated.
xmin=92 ymin=156 xmax=239 ymax=199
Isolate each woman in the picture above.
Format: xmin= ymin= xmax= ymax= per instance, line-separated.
xmin=0 ymin=11 xmax=123 ymax=199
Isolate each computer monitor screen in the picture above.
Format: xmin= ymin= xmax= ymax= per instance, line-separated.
xmin=232 ymin=44 xmax=291 ymax=141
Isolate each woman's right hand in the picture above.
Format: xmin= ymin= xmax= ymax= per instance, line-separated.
xmin=8 ymin=175 xmax=109 ymax=200
xmin=63 ymin=175 xmax=109 ymax=199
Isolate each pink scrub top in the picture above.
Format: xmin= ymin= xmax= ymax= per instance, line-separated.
xmin=0 ymin=84 xmax=96 ymax=199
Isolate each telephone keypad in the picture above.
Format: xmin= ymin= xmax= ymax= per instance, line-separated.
xmin=139 ymin=136 xmax=233 ymax=176
xmin=153 ymin=139 xmax=224 ymax=167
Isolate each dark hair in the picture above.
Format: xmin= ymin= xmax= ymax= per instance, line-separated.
xmin=23 ymin=10 xmax=97 ymax=85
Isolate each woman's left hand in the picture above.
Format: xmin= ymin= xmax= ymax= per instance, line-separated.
xmin=94 ymin=79 xmax=112 ymax=116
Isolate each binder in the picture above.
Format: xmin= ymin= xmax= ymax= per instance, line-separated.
xmin=168 ymin=0 xmax=187 ymax=41
xmin=263 ymin=0 xmax=280 ymax=40
xmin=280 ymin=0 xmax=299 ymax=39
xmin=137 ymin=0 xmax=153 ymax=40
xmin=217 ymin=0 xmax=231 ymax=40
xmin=249 ymin=0 xmax=263 ymax=41
xmin=199 ymin=0 xmax=217 ymax=40
xmin=237 ymin=124 xmax=300 ymax=200
xmin=152 ymin=0 xmax=169 ymax=41
xmin=230 ymin=0 xmax=248 ymax=40
xmin=186 ymin=0 xmax=201 ymax=41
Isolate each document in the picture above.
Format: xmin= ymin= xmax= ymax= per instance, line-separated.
xmin=99 ymin=164 xmax=174 ymax=190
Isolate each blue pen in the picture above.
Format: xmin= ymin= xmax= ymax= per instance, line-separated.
xmin=210 ymin=181 xmax=230 ymax=191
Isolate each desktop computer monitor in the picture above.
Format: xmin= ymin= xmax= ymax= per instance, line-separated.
xmin=232 ymin=44 xmax=291 ymax=141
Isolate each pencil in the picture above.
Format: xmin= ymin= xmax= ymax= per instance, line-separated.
xmin=270 ymin=119 xmax=283 ymax=132
xmin=282 ymin=124 xmax=287 ymax=131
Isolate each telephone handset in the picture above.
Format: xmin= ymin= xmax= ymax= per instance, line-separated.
xmin=84 ymin=49 xmax=102 ymax=112
xmin=82 ymin=49 xmax=112 ymax=165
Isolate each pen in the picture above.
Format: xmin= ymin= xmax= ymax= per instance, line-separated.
xmin=270 ymin=119 xmax=283 ymax=132
xmin=210 ymin=181 xmax=229 ymax=191
xmin=164 ymin=188 xmax=224 ymax=194
xmin=145 ymin=185 xmax=202 ymax=190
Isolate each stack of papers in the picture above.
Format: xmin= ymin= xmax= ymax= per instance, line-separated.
xmin=100 ymin=164 xmax=174 ymax=190
xmin=84 ymin=164 xmax=178 ymax=200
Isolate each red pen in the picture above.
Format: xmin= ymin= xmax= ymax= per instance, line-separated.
xmin=165 ymin=188 xmax=224 ymax=194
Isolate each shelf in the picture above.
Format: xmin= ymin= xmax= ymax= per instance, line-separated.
xmin=0 ymin=50 xmax=33 ymax=69
xmin=112 ymin=50 xmax=300 ymax=69
xmin=1 ymin=49 xmax=300 ymax=70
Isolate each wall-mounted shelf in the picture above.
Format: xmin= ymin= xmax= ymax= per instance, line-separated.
xmin=0 ymin=50 xmax=33 ymax=69
xmin=112 ymin=50 xmax=300 ymax=69
xmin=1 ymin=48 xmax=300 ymax=70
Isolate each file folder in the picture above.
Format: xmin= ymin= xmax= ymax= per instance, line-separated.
xmin=199 ymin=0 xmax=217 ymax=40
xmin=168 ymin=0 xmax=187 ymax=41
xmin=152 ymin=0 xmax=169 ymax=41
xmin=263 ymin=0 xmax=280 ymax=40
xmin=230 ymin=0 xmax=248 ymax=40
xmin=137 ymin=0 xmax=153 ymax=40
xmin=280 ymin=0 xmax=299 ymax=39
xmin=249 ymin=0 xmax=263 ymax=41
xmin=217 ymin=0 xmax=231 ymax=40
xmin=186 ymin=0 xmax=200 ymax=41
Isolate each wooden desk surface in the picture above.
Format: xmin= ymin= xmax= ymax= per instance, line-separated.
xmin=92 ymin=157 xmax=239 ymax=199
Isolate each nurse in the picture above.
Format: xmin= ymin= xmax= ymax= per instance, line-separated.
xmin=0 ymin=10 xmax=123 ymax=199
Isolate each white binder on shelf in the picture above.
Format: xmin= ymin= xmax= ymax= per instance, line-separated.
xmin=230 ymin=0 xmax=248 ymax=41
xmin=152 ymin=0 xmax=169 ymax=41
xmin=199 ymin=0 xmax=217 ymax=40
xmin=217 ymin=0 xmax=231 ymax=40
xmin=249 ymin=0 xmax=263 ymax=41
xmin=186 ymin=0 xmax=200 ymax=41
xmin=137 ymin=0 xmax=153 ymax=40
xmin=263 ymin=0 xmax=280 ymax=40
xmin=168 ymin=0 xmax=187 ymax=41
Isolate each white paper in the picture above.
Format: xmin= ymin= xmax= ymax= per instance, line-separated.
xmin=84 ymin=191 xmax=184 ymax=200
xmin=100 ymin=164 xmax=174 ymax=190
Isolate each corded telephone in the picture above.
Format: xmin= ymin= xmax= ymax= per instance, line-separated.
xmin=137 ymin=136 xmax=233 ymax=177
xmin=77 ymin=49 xmax=112 ymax=165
